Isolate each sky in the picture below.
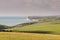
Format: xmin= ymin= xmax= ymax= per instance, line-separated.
xmin=0 ymin=0 xmax=60 ymax=16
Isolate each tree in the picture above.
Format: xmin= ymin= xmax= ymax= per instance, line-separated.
xmin=0 ymin=24 xmax=8 ymax=29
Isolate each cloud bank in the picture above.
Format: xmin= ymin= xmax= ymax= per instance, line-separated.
xmin=0 ymin=0 xmax=60 ymax=16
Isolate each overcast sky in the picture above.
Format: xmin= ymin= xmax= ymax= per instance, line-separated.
xmin=0 ymin=0 xmax=60 ymax=16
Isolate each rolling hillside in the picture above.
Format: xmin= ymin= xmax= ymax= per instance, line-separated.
xmin=2 ymin=16 xmax=60 ymax=40
xmin=7 ymin=22 xmax=60 ymax=35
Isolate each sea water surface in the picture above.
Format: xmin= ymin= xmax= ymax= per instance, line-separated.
xmin=0 ymin=17 xmax=27 ymax=26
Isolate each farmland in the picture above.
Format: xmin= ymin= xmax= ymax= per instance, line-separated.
xmin=7 ymin=22 xmax=60 ymax=35
xmin=0 ymin=16 xmax=60 ymax=40
xmin=0 ymin=32 xmax=60 ymax=40
xmin=0 ymin=23 xmax=60 ymax=40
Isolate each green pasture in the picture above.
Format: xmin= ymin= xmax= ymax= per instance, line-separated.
xmin=7 ymin=22 xmax=60 ymax=35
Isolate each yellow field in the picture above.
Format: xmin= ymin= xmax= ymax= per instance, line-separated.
xmin=0 ymin=32 xmax=60 ymax=40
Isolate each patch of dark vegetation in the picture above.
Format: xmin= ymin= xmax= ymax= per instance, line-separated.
xmin=13 ymin=22 xmax=38 ymax=27
xmin=17 ymin=31 xmax=53 ymax=34
xmin=0 ymin=25 xmax=9 ymax=29
xmin=0 ymin=29 xmax=53 ymax=34
xmin=0 ymin=30 xmax=59 ymax=35
xmin=0 ymin=29 xmax=13 ymax=32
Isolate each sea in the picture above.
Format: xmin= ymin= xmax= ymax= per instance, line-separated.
xmin=0 ymin=17 xmax=27 ymax=26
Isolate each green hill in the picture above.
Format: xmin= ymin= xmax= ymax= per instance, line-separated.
xmin=7 ymin=22 xmax=60 ymax=35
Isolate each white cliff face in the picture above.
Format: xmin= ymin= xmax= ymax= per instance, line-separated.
xmin=27 ymin=16 xmax=39 ymax=22
xmin=32 ymin=19 xmax=39 ymax=22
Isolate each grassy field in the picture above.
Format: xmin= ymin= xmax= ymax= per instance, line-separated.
xmin=7 ymin=22 xmax=60 ymax=35
xmin=0 ymin=32 xmax=60 ymax=40
xmin=4 ymin=22 xmax=60 ymax=40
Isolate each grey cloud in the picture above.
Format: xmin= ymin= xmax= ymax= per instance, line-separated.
xmin=0 ymin=0 xmax=60 ymax=16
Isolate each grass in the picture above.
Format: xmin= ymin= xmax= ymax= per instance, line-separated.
xmin=7 ymin=22 xmax=60 ymax=35
xmin=4 ymin=22 xmax=60 ymax=40
xmin=0 ymin=32 xmax=60 ymax=40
